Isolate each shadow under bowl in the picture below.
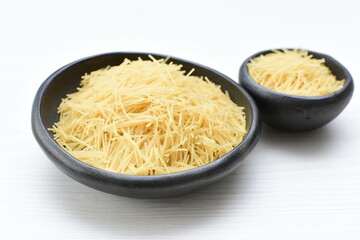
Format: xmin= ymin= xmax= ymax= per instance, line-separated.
xmin=239 ymin=49 xmax=354 ymax=131
xmin=32 ymin=52 xmax=261 ymax=198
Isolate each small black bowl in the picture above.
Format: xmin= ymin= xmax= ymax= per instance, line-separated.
xmin=239 ymin=49 xmax=354 ymax=131
xmin=32 ymin=52 xmax=261 ymax=198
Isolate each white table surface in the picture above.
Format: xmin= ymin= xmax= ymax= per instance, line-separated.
xmin=1 ymin=0 xmax=360 ymax=239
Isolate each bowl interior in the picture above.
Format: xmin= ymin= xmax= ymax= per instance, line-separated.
xmin=244 ymin=49 xmax=352 ymax=98
xmin=41 ymin=53 xmax=254 ymax=137
xmin=313 ymin=52 xmax=352 ymax=90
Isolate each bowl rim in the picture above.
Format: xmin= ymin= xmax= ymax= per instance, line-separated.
xmin=240 ymin=48 xmax=353 ymax=100
xmin=32 ymin=51 xmax=260 ymax=185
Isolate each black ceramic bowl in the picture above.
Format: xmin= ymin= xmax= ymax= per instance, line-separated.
xmin=239 ymin=49 xmax=354 ymax=131
xmin=32 ymin=52 xmax=261 ymax=198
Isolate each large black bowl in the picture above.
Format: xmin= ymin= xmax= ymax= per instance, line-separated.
xmin=239 ymin=49 xmax=354 ymax=131
xmin=32 ymin=52 xmax=261 ymax=198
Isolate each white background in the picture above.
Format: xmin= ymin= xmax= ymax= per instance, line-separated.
xmin=1 ymin=0 xmax=359 ymax=239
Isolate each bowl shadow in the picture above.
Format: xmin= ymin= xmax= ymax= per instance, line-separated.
xmin=45 ymin=160 xmax=252 ymax=237
xmin=259 ymin=123 xmax=338 ymax=160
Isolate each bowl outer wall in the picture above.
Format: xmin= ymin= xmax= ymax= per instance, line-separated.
xmin=32 ymin=52 xmax=262 ymax=198
xmin=239 ymin=49 xmax=354 ymax=131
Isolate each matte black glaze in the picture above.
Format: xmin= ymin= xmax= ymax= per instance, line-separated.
xmin=32 ymin=52 xmax=261 ymax=198
xmin=239 ymin=49 xmax=354 ymax=131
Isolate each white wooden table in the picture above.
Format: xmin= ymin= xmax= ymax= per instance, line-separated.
xmin=1 ymin=0 xmax=360 ymax=239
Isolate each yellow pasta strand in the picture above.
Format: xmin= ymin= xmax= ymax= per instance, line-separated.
xmin=49 ymin=57 xmax=247 ymax=175
xmin=247 ymin=49 xmax=344 ymax=96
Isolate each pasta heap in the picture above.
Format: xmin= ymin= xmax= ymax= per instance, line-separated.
xmin=50 ymin=56 xmax=247 ymax=175
xmin=247 ymin=49 xmax=344 ymax=96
